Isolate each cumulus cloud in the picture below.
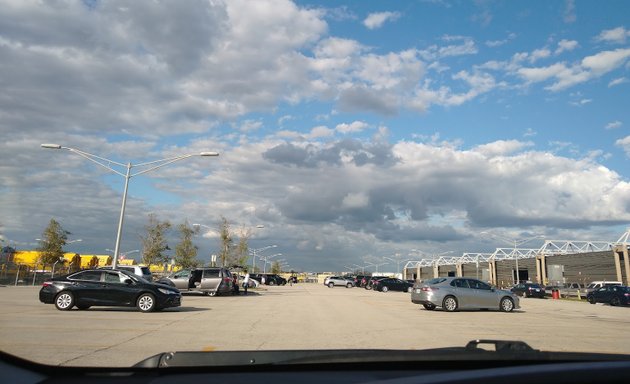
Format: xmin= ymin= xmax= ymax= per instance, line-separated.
xmin=363 ymin=11 xmax=401 ymax=30
xmin=616 ymin=135 xmax=630 ymax=157
xmin=605 ymin=121 xmax=622 ymax=130
xmin=336 ymin=121 xmax=369 ymax=134
xmin=473 ymin=140 xmax=534 ymax=156
xmin=517 ymin=48 xmax=630 ymax=91
xmin=555 ymin=39 xmax=578 ymax=54
xmin=608 ymin=77 xmax=628 ymax=87
xmin=595 ymin=26 xmax=630 ymax=44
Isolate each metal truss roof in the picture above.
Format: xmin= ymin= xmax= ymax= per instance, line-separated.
xmin=403 ymin=230 xmax=630 ymax=269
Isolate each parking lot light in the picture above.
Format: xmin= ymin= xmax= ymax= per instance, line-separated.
xmin=41 ymin=143 xmax=219 ymax=269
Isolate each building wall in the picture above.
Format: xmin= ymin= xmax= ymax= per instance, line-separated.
xmin=405 ymin=250 xmax=627 ymax=287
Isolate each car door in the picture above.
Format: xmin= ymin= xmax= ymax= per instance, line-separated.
xmin=392 ymin=279 xmax=405 ymax=291
xmin=67 ymin=270 xmax=104 ymax=304
xmin=449 ymin=278 xmax=473 ymax=308
xmin=102 ymin=271 xmax=138 ymax=306
xmin=468 ymin=279 xmax=498 ymax=308
xmin=169 ymin=269 xmax=191 ymax=290
xmin=200 ymin=268 xmax=220 ymax=291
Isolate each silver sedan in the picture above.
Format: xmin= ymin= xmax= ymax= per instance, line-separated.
xmin=411 ymin=277 xmax=520 ymax=312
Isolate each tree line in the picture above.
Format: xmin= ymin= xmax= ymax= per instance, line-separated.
xmin=35 ymin=214 xmax=258 ymax=271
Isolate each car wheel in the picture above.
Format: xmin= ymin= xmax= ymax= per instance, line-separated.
xmin=346 ymin=283 xmax=352 ymax=288
xmin=588 ymin=296 xmax=596 ymax=304
xmin=54 ymin=292 xmax=74 ymax=311
xmin=137 ymin=293 xmax=156 ymax=312
xmin=208 ymin=291 xmax=217 ymax=297
xmin=269 ymin=281 xmax=275 ymax=286
xmin=443 ymin=296 xmax=458 ymax=312
xmin=382 ymin=286 xmax=389 ymax=293
xmin=328 ymin=282 xmax=334 ymax=288
xmin=611 ymin=297 xmax=620 ymax=306
xmin=423 ymin=304 xmax=436 ymax=310
xmin=76 ymin=304 xmax=90 ymax=310
xmin=500 ymin=297 xmax=515 ymax=312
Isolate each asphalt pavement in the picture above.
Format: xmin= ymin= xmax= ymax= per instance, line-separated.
xmin=0 ymin=284 xmax=628 ymax=366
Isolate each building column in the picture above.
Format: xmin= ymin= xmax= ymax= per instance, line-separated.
xmin=623 ymin=248 xmax=630 ymax=286
xmin=488 ymin=261 xmax=496 ymax=286
xmin=416 ymin=265 xmax=421 ymax=281
xmin=540 ymin=254 xmax=547 ymax=285
xmin=456 ymin=263 xmax=463 ymax=277
xmin=433 ymin=264 xmax=439 ymax=278
xmin=613 ymin=249 xmax=623 ymax=283
xmin=535 ymin=255 xmax=542 ymax=284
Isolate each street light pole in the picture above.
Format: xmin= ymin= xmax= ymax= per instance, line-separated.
xmin=42 ymin=144 xmax=218 ymax=269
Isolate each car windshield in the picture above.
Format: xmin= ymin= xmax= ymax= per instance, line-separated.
xmin=1 ymin=0 xmax=629 ymax=371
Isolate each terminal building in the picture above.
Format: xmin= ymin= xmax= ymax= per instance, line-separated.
xmin=403 ymin=231 xmax=630 ymax=288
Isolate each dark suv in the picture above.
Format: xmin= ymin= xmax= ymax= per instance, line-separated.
xmin=249 ymin=273 xmax=287 ymax=286
xmin=510 ymin=283 xmax=545 ymax=298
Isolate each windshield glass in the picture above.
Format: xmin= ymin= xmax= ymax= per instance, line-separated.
xmin=1 ymin=0 xmax=629 ymax=369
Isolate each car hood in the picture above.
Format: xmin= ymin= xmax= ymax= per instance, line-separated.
xmin=134 ymin=340 xmax=630 ymax=368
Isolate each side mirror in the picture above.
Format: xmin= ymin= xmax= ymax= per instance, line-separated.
xmin=124 ymin=279 xmax=133 ymax=285
xmin=491 ymin=288 xmax=496 ymax=292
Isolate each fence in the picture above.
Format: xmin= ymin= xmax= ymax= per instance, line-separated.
xmin=0 ymin=262 xmax=81 ymax=286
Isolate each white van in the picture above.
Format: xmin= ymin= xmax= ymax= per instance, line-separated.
xmin=585 ymin=280 xmax=622 ymax=294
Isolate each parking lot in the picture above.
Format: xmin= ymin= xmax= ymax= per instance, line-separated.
xmin=0 ymin=283 xmax=628 ymax=367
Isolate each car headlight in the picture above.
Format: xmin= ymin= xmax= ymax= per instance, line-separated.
xmin=158 ymin=288 xmax=178 ymax=295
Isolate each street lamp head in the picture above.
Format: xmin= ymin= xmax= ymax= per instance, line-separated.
xmin=41 ymin=143 xmax=62 ymax=149
xmin=199 ymin=152 xmax=219 ymax=157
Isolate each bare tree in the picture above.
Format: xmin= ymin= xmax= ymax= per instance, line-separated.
xmin=218 ymin=216 xmax=233 ymax=267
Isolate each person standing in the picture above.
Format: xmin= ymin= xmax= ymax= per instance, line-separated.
xmin=243 ymin=273 xmax=250 ymax=295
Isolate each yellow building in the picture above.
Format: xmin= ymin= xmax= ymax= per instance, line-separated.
xmin=12 ymin=250 xmax=113 ymax=269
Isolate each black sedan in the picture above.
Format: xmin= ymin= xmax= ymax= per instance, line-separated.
xmin=373 ymin=278 xmax=413 ymax=293
xmin=510 ymin=283 xmax=546 ymax=298
xmin=39 ymin=269 xmax=181 ymax=312
xmin=586 ymin=285 xmax=630 ymax=306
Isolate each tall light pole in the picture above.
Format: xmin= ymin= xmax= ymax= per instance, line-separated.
xmin=481 ymin=231 xmax=544 ymax=284
xmin=384 ymin=253 xmax=410 ymax=279
xmin=249 ymin=245 xmax=277 ymax=273
xmin=261 ymin=253 xmax=282 ymax=273
xmin=41 ymin=144 xmax=218 ymax=269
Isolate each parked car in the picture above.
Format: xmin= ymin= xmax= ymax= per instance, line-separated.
xmin=586 ymin=285 xmax=630 ymax=306
xmin=510 ymin=283 xmax=545 ymax=298
xmin=364 ymin=276 xmax=388 ymax=290
xmin=99 ymin=265 xmax=153 ymax=281
xmin=249 ymin=273 xmax=287 ymax=285
xmin=239 ymin=274 xmax=259 ymax=288
xmin=351 ymin=275 xmax=370 ymax=287
xmin=560 ymin=282 xmax=585 ymax=298
xmin=411 ymin=277 xmax=520 ymax=312
xmin=585 ymin=281 xmax=622 ymax=294
xmin=324 ymin=276 xmax=354 ymax=288
xmin=157 ymin=267 xmax=233 ymax=296
xmin=39 ymin=269 xmax=181 ymax=312
xmin=373 ymin=278 xmax=413 ymax=293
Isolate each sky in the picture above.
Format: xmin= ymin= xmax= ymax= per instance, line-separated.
xmin=1 ymin=0 xmax=630 ymax=272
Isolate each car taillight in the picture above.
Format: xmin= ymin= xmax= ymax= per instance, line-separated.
xmin=42 ymin=281 xmax=52 ymax=287
xmin=624 ymin=293 xmax=630 ymax=297
xmin=421 ymin=286 xmax=438 ymax=291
